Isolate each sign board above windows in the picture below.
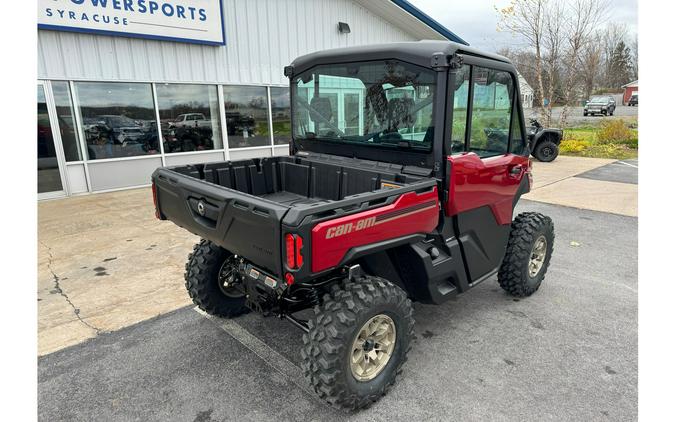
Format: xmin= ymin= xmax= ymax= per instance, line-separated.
xmin=37 ymin=0 xmax=225 ymax=46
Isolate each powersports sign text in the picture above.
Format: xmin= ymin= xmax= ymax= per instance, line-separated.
xmin=38 ymin=0 xmax=225 ymax=45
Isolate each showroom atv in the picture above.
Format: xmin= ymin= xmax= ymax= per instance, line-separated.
xmin=152 ymin=41 xmax=555 ymax=410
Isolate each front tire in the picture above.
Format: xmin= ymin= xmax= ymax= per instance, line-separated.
xmin=498 ymin=212 xmax=554 ymax=297
xmin=184 ymin=239 xmax=249 ymax=318
xmin=533 ymin=139 xmax=559 ymax=162
xmin=301 ymin=276 xmax=414 ymax=410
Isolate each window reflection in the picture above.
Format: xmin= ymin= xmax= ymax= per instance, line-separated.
xmin=510 ymin=107 xmax=526 ymax=155
xmin=38 ymin=86 xmax=64 ymax=193
xmin=469 ymin=67 xmax=514 ymax=157
xmin=270 ymin=87 xmax=291 ymax=145
xmin=156 ymin=84 xmax=222 ymax=153
xmin=75 ymin=82 xmax=158 ymax=160
xmin=223 ymin=86 xmax=270 ymax=148
xmin=52 ymin=81 xmax=82 ymax=162
xmin=450 ymin=65 xmax=470 ymax=154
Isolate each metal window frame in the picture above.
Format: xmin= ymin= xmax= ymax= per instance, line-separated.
xmin=269 ymin=86 xmax=293 ymax=151
xmin=71 ymin=80 xmax=94 ymax=193
xmin=267 ymin=86 xmax=275 ymax=156
xmin=217 ymin=84 xmax=230 ymax=161
xmin=38 ymin=80 xmax=70 ymax=199
xmin=151 ymin=83 xmax=167 ymax=167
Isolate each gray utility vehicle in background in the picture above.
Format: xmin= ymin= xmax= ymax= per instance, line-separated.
xmin=527 ymin=119 xmax=563 ymax=162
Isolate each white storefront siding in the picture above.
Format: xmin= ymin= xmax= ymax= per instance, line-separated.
xmin=38 ymin=0 xmax=416 ymax=86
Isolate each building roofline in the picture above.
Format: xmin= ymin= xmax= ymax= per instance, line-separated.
xmin=389 ymin=0 xmax=469 ymax=45
xmin=621 ymin=80 xmax=638 ymax=88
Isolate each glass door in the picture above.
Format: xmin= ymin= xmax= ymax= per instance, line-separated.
xmin=38 ymin=82 xmax=67 ymax=198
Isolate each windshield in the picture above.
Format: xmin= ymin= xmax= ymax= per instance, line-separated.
xmin=589 ymin=97 xmax=609 ymax=104
xmin=292 ymin=60 xmax=436 ymax=150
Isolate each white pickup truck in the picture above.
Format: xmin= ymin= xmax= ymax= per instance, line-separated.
xmin=169 ymin=113 xmax=212 ymax=129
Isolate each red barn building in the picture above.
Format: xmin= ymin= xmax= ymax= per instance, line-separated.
xmin=622 ymin=80 xmax=638 ymax=105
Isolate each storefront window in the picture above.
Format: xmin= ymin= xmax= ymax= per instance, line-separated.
xmin=52 ymin=81 xmax=82 ymax=162
xmin=38 ymin=85 xmax=64 ymax=193
xmin=222 ymin=86 xmax=270 ymax=148
xmin=270 ymin=87 xmax=291 ymax=145
xmin=155 ymin=84 xmax=222 ymax=154
xmin=74 ymin=82 xmax=158 ymax=160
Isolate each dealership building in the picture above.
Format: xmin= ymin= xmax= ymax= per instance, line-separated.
xmin=37 ymin=0 xmax=466 ymax=199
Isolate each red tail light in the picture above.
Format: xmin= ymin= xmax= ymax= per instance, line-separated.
xmin=151 ymin=182 xmax=160 ymax=219
xmin=285 ymin=233 xmax=304 ymax=269
xmin=295 ymin=235 xmax=303 ymax=268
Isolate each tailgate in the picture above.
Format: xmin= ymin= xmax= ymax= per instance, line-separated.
xmin=153 ymin=168 xmax=289 ymax=275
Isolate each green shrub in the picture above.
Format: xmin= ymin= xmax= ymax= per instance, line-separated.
xmin=597 ymin=120 xmax=634 ymax=144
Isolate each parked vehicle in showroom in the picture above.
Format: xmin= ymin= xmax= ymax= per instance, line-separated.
xmin=169 ymin=113 xmax=213 ymax=129
xmin=152 ymin=41 xmax=555 ymax=410
xmin=164 ymin=125 xmax=215 ymax=153
xmin=584 ymin=96 xmax=616 ymax=116
xmin=628 ymin=92 xmax=638 ymax=106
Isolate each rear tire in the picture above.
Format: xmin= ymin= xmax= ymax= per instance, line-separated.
xmin=185 ymin=239 xmax=249 ymax=318
xmin=498 ymin=212 xmax=554 ymax=297
xmin=301 ymin=276 xmax=413 ymax=410
xmin=533 ymin=139 xmax=559 ymax=162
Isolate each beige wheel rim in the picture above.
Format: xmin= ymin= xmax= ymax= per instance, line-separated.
xmin=528 ymin=235 xmax=547 ymax=277
xmin=350 ymin=314 xmax=396 ymax=382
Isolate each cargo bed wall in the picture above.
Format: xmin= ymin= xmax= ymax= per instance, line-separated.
xmin=154 ymin=156 xmax=434 ymax=277
xmin=170 ymin=156 xmax=424 ymax=205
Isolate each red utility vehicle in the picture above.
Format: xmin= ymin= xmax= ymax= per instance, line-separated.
xmin=152 ymin=41 xmax=554 ymax=410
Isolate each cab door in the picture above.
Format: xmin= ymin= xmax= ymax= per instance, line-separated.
xmin=444 ymin=63 xmax=530 ymax=282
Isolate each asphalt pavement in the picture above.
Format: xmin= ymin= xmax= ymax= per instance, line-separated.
xmin=577 ymin=159 xmax=638 ymax=185
xmin=38 ymin=200 xmax=638 ymax=422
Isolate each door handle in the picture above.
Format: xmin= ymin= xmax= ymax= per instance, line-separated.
xmin=509 ymin=165 xmax=523 ymax=175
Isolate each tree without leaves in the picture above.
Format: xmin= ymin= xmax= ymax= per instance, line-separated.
xmin=629 ymin=34 xmax=638 ymax=81
xmin=498 ymin=0 xmax=608 ymax=127
xmin=497 ymin=0 xmax=549 ymax=125
xmin=580 ymin=33 xmax=603 ymax=99
xmin=541 ymin=0 xmax=564 ymax=124
xmin=557 ymin=0 xmax=609 ymax=127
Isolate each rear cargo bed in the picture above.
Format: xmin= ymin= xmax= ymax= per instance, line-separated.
xmin=152 ymin=155 xmax=436 ymax=275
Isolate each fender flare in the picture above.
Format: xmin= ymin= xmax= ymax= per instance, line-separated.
xmin=532 ymin=129 xmax=563 ymax=147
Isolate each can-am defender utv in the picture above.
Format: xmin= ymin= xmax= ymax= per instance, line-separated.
xmin=152 ymin=40 xmax=555 ymax=410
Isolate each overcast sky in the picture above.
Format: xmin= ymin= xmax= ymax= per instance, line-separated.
xmin=408 ymin=0 xmax=638 ymax=51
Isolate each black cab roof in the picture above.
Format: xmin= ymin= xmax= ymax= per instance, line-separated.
xmin=288 ymin=40 xmax=512 ymax=76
